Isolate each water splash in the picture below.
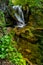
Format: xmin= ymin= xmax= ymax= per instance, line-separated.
xmin=12 ymin=5 xmax=26 ymax=28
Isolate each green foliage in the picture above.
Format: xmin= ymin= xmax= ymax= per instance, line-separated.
xmin=9 ymin=0 xmax=13 ymax=5
xmin=9 ymin=52 xmax=26 ymax=65
xmin=0 ymin=35 xmax=12 ymax=59
xmin=10 ymin=0 xmax=42 ymax=7
xmin=0 ymin=34 xmax=26 ymax=65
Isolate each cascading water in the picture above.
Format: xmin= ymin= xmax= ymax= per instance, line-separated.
xmin=0 ymin=3 xmax=26 ymax=28
xmin=12 ymin=5 xmax=26 ymax=28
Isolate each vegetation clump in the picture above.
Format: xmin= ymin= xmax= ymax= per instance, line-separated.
xmin=0 ymin=10 xmax=6 ymax=27
xmin=0 ymin=34 xmax=26 ymax=65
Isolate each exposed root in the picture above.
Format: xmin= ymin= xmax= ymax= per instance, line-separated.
xmin=24 ymin=58 xmax=35 ymax=65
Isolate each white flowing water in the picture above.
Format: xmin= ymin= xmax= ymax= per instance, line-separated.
xmin=13 ymin=5 xmax=26 ymax=28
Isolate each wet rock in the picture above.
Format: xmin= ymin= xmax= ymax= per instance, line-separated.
xmin=22 ymin=4 xmax=31 ymax=23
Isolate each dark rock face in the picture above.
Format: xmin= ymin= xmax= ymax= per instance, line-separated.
xmin=0 ymin=0 xmax=9 ymax=11
xmin=22 ymin=4 xmax=31 ymax=23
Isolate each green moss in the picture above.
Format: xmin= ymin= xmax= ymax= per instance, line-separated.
xmin=0 ymin=10 xmax=6 ymax=27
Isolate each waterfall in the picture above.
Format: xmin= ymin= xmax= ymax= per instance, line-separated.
xmin=12 ymin=5 xmax=26 ymax=28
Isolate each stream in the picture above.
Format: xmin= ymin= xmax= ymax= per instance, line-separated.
xmin=12 ymin=5 xmax=26 ymax=28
